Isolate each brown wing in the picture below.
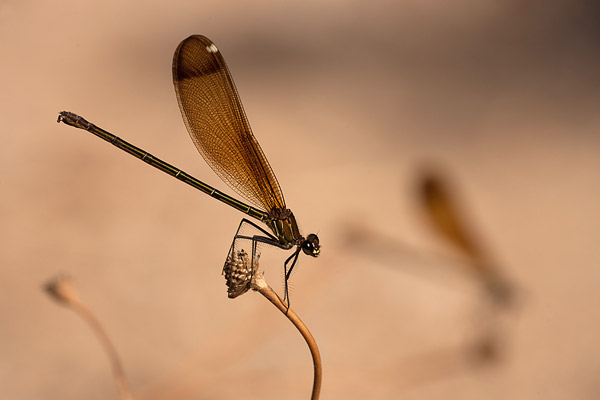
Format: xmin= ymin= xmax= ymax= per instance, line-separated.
xmin=419 ymin=172 xmax=483 ymax=261
xmin=173 ymin=35 xmax=285 ymax=212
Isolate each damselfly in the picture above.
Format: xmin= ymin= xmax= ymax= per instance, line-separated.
xmin=58 ymin=35 xmax=320 ymax=304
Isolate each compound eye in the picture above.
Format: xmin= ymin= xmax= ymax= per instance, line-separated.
xmin=302 ymin=233 xmax=320 ymax=256
xmin=301 ymin=240 xmax=314 ymax=255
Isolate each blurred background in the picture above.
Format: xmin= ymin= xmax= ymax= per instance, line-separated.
xmin=1 ymin=0 xmax=599 ymax=399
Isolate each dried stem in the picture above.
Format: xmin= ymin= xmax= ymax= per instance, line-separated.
xmin=71 ymin=301 xmax=133 ymax=400
xmin=252 ymin=274 xmax=322 ymax=400
xmin=45 ymin=276 xmax=133 ymax=400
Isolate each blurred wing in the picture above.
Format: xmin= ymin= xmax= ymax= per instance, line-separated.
xmin=173 ymin=35 xmax=285 ymax=212
xmin=419 ymin=171 xmax=514 ymax=305
xmin=419 ymin=172 xmax=483 ymax=260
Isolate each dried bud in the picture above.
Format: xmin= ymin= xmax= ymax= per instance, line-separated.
xmin=223 ymin=249 xmax=259 ymax=298
xmin=44 ymin=275 xmax=80 ymax=305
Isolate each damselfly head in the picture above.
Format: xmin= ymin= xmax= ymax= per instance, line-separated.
xmin=301 ymin=233 xmax=320 ymax=257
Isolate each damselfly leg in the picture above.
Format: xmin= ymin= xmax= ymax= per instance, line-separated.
xmin=227 ymin=218 xmax=298 ymax=308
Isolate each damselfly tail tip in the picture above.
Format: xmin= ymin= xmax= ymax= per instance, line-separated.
xmin=57 ymin=111 xmax=74 ymax=123
xmin=57 ymin=111 xmax=92 ymax=131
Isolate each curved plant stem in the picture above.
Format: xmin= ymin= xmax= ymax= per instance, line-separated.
xmin=253 ymin=276 xmax=322 ymax=400
xmin=45 ymin=276 xmax=133 ymax=400
xmin=71 ymin=301 xmax=134 ymax=400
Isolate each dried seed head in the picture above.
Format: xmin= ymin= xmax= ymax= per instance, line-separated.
xmin=44 ymin=275 xmax=80 ymax=305
xmin=223 ymin=249 xmax=259 ymax=298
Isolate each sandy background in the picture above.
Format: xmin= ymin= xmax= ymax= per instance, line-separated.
xmin=2 ymin=1 xmax=600 ymax=399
